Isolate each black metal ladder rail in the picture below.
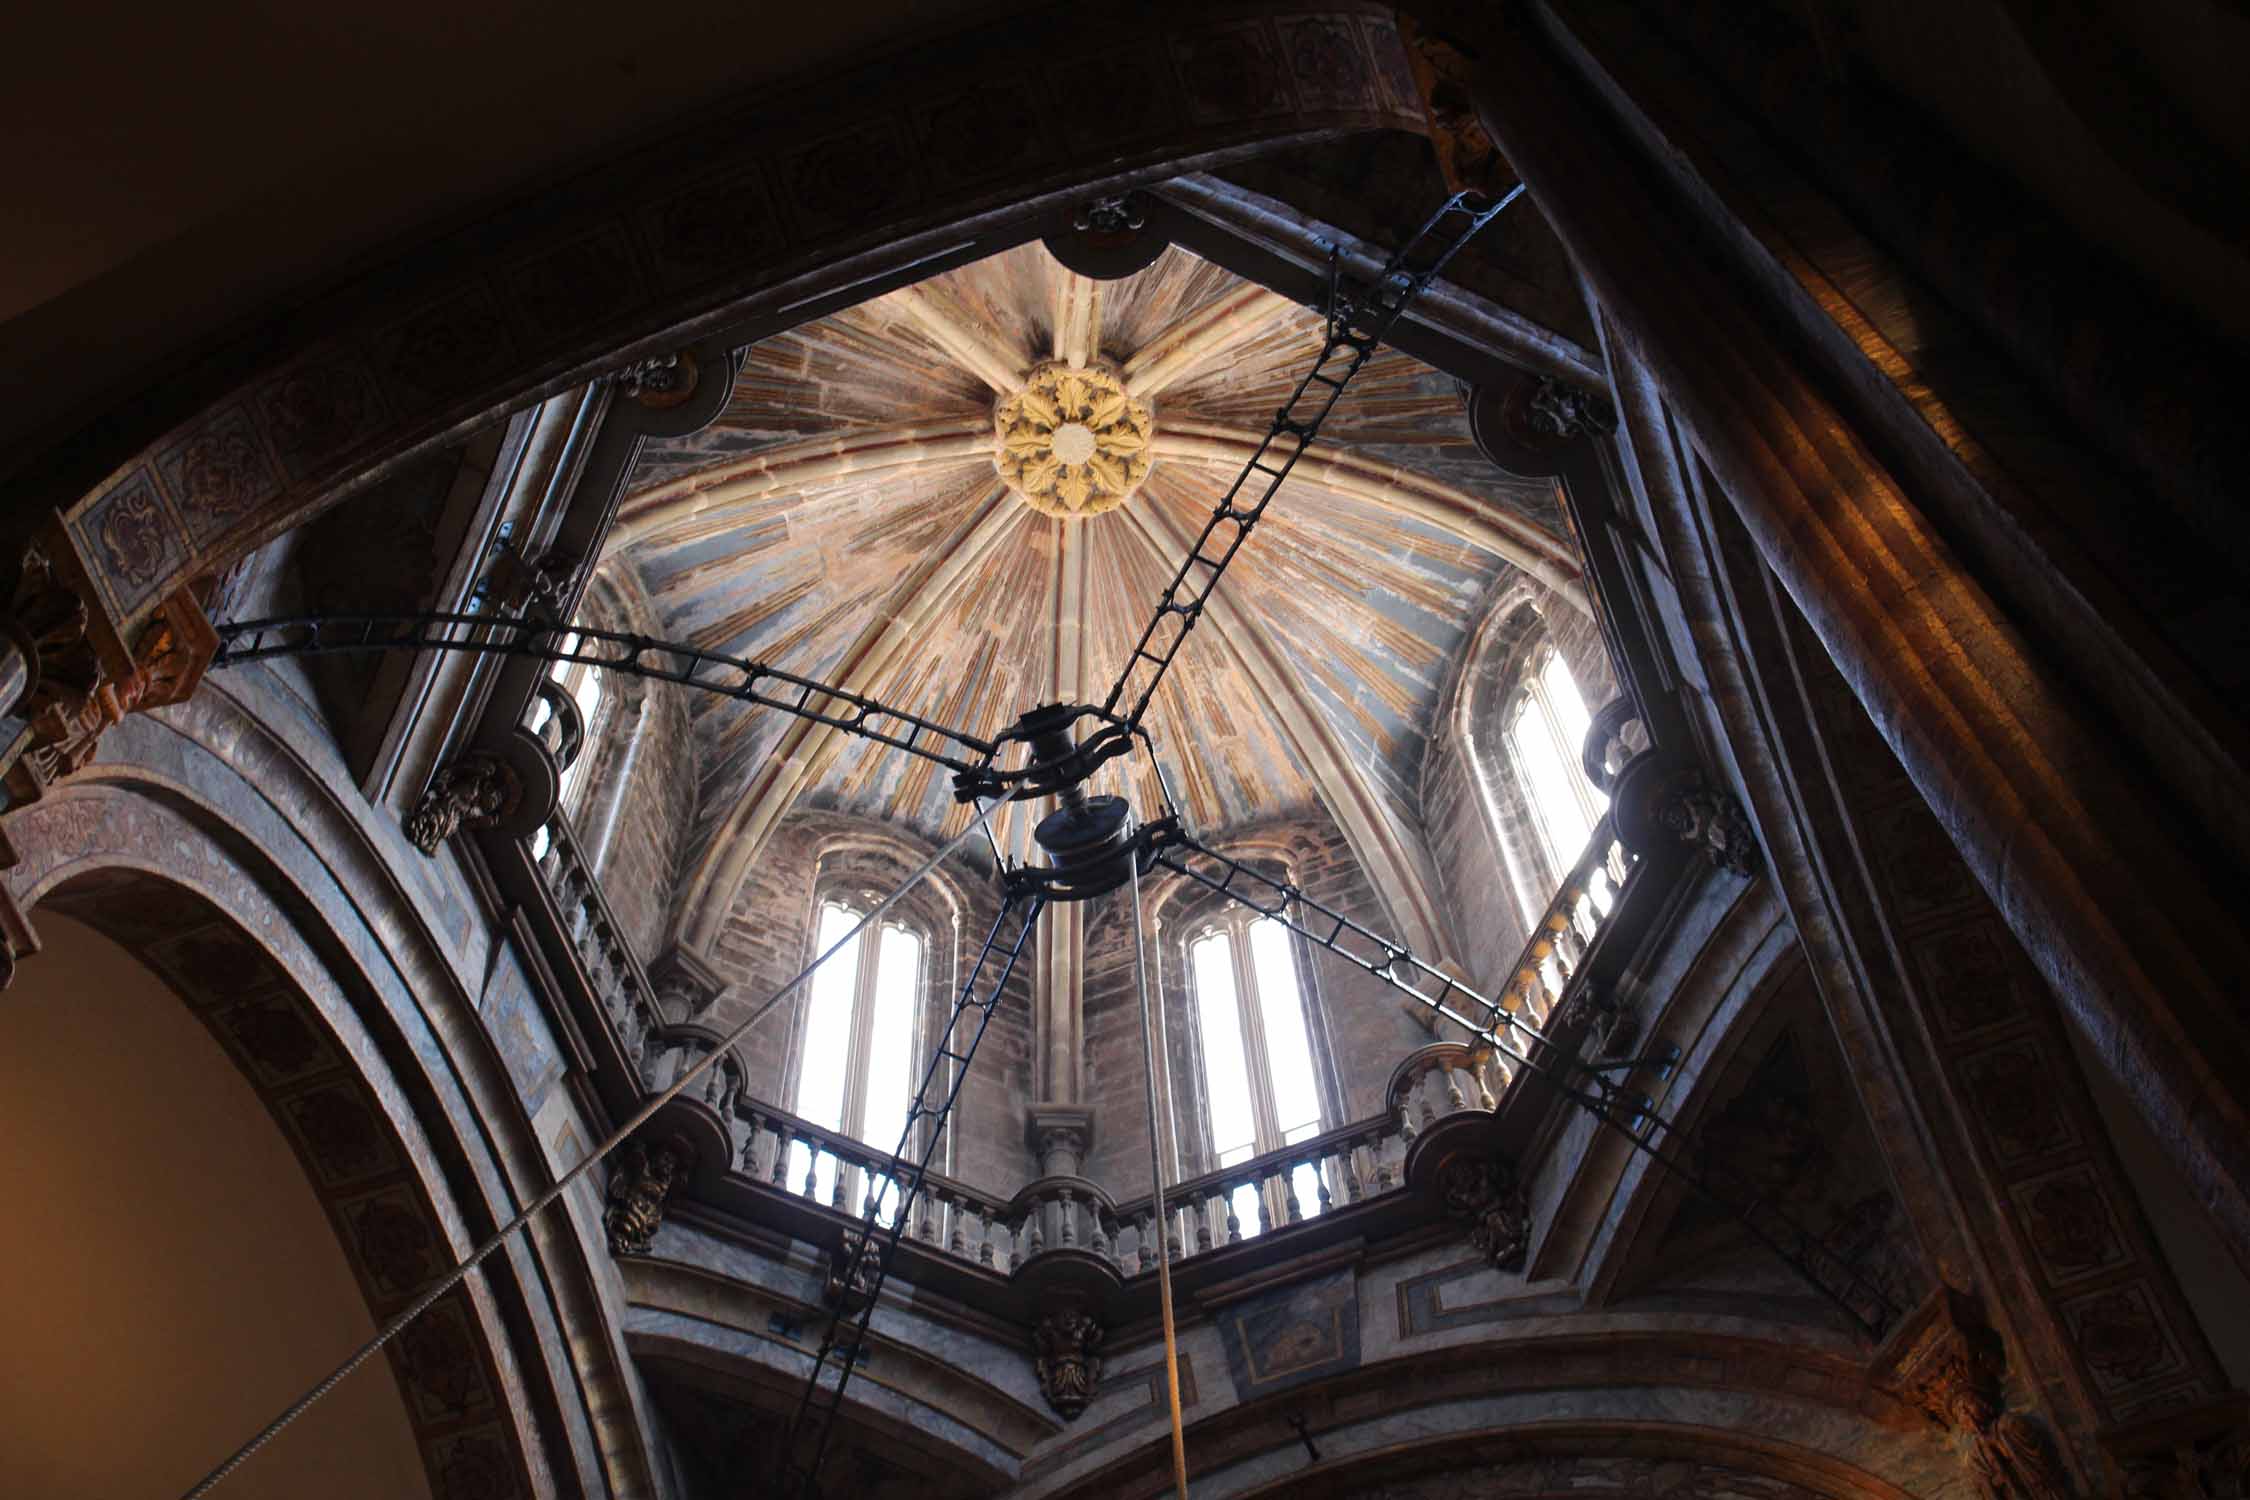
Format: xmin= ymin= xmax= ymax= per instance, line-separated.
xmin=775 ymin=891 xmax=1047 ymax=1498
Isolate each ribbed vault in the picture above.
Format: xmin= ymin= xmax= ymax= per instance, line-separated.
xmin=602 ymin=240 xmax=1583 ymax=953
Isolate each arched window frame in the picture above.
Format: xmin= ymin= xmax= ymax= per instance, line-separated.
xmin=1503 ymin=639 xmax=1607 ymax=880
xmin=781 ymin=880 xmax=932 ymax=1154
xmin=1452 ymin=597 xmax=1611 ymax=930
xmin=1168 ymin=858 xmax=1346 ymax=1232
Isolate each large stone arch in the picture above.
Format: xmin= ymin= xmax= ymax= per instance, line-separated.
xmin=1025 ymin=1336 xmax=1961 ymax=1500
xmin=15 ymin=2 xmax=1434 ymax=654
xmin=2 ymin=664 xmax=664 ymax=1496
xmin=6 ymin=796 xmax=540 ymax=1498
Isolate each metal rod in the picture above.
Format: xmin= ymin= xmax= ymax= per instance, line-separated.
xmin=1130 ymin=851 xmax=1191 ymax=1500
xmin=180 ymin=794 xmax=1017 ymax=1500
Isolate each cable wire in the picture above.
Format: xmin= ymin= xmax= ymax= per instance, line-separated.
xmin=1129 ymin=849 xmax=1192 ymax=1499
xmin=179 ymin=793 xmax=1017 ymax=1500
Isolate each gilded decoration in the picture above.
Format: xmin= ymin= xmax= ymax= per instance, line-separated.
xmin=994 ymin=362 xmax=1153 ymax=519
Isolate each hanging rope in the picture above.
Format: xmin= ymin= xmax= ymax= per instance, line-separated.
xmin=1129 ymin=849 xmax=1192 ymax=1499
xmin=179 ymin=794 xmax=1018 ymax=1500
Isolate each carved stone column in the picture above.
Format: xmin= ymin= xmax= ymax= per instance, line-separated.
xmin=1880 ymin=1290 xmax=2078 ymax=1500
xmin=1439 ymin=1151 xmax=1531 ymax=1271
xmin=602 ymin=1139 xmax=682 ymax=1257
xmin=405 ymin=752 xmax=523 ymax=854
xmin=1032 ymin=1307 xmax=1106 ymax=1420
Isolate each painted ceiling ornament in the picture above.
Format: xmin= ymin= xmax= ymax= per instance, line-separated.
xmin=994 ymin=361 xmax=1154 ymax=519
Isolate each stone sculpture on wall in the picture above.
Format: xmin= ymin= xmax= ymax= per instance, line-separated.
xmin=1033 ymin=1307 xmax=1105 ymax=1420
xmin=1885 ymin=1291 xmax=2075 ymax=1500
xmin=603 ymin=1140 xmax=681 ymax=1257
xmin=405 ymin=752 xmax=522 ymax=854
xmin=1441 ymin=1152 xmax=1531 ymax=1271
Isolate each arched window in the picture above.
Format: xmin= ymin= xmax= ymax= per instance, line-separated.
xmin=1506 ymin=644 xmax=1606 ymax=875
xmin=789 ymin=899 xmax=926 ymax=1209
xmin=1187 ymin=911 xmax=1329 ymax=1236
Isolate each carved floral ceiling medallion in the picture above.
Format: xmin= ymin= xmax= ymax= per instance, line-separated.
xmin=994 ymin=361 xmax=1154 ymax=519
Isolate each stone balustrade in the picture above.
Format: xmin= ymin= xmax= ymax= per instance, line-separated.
xmin=520 ymin=787 xmax=1647 ymax=1289
xmin=1502 ymin=814 xmax=1635 ymax=1032
xmin=728 ymin=1102 xmax=1026 ymax=1272
xmin=531 ymin=809 xmax=663 ymax=1068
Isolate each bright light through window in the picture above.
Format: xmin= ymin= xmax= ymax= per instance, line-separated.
xmin=1510 ymin=649 xmax=1608 ymax=873
xmin=791 ymin=902 xmax=925 ymax=1219
xmin=1191 ymin=931 xmax=1257 ymax=1167
xmin=1192 ymin=916 xmax=1329 ymax=1239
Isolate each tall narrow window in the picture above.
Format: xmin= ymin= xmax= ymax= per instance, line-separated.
xmin=523 ymin=630 xmax=607 ymax=809
xmin=1508 ymin=647 xmax=1606 ymax=874
xmin=1188 ymin=914 xmax=1328 ymax=1235
xmin=792 ymin=900 xmax=926 ymax=1213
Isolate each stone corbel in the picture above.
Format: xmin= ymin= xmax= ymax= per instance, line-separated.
xmin=650 ymin=945 xmax=730 ymax=1023
xmin=1878 ymin=1289 xmax=2078 ymax=1500
xmin=3 ymin=526 xmax=216 ymax=815
xmin=822 ymin=1227 xmax=879 ymax=1313
xmin=1613 ymin=756 xmax=1762 ymax=878
xmin=1439 ymin=1151 xmax=1531 ymax=1271
xmin=1556 ymin=982 xmax=1636 ymax=1061
xmin=405 ymin=752 xmax=524 ymax=854
xmin=602 ymin=1138 xmax=685 ymax=1257
xmin=1032 ymin=1305 xmax=1106 ymax=1420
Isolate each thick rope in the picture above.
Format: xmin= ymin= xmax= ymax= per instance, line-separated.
xmin=1130 ymin=851 xmax=1192 ymax=1499
xmin=180 ymin=795 xmax=1014 ymax=1499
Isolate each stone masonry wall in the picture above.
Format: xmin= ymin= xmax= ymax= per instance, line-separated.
xmin=1079 ymin=811 xmax=1433 ymax=1203
xmin=704 ymin=808 xmax=1036 ymax=1198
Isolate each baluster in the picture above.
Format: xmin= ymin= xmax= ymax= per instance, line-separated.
xmin=740 ymin=1110 xmax=765 ymax=1176
xmin=801 ymin=1140 xmax=821 ymax=1200
xmin=917 ymin=1189 xmax=940 ymax=1244
xmin=1136 ymin=1213 xmax=1155 ymax=1271
xmin=832 ymin=1155 xmax=852 ymax=1212
xmin=1256 ymin=1168 xmax=1277 ymax=1234
xmin=1284 ymin=1160 xmax=1305 ymax=1224
xmin=1025 ymin=1209 xmax=1045 ymax=1258
xmin=1315 ymin=1153 xmax=1335 ymax=1217
xmin=1090 ymin=1207 xmax=1111 ymax=1260
xmin=1342 ymin=1137 xmax=1367 ymax=1202
xmin=1442 ymin=1066 xmax=1467 ymax=1113
xmin=975 ymin=1208 xmax=996 ymax=1267
xmin=1472 ymin=1058 xmax=1498 ymax=1111
xmin=948 ymin=1194 xmax=969 ymax=1256
xmin=1223 ymin=1183 xmax=1244 ymax=1243
xmin=772 ymin=1129 xmax=793 ymax=1189
xmin=1376 ymin=1136 xmax=1399 ymax=1192
xmin=1058 ymin=1187 xmax=1077 ymax=1249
